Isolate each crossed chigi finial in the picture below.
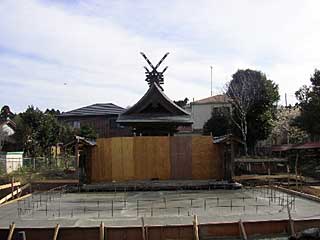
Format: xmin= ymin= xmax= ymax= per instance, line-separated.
xmin=140 ymin=52 xmax=169 ymax=90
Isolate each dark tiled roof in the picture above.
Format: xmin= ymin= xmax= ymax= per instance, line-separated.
xmin=59 ymin=103 xmax=125 ymax=117
xmin=117 ymin=83 xmax=193 ymax=125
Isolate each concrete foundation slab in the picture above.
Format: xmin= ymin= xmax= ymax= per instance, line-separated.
xmin=1 ymin=187 xmax=320 ymax=228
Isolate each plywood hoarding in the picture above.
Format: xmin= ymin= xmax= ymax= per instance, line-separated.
xmin=90 ymin=136 xmax=223 ymax=182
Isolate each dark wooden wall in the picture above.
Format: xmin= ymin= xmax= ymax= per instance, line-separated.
xmin=59 ymin=115 xmax=130 ymax=138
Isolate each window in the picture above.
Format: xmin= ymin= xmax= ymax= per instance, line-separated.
xmin=109 ymin=118 xmax=118 ymax=129
xmin=73 ymin=121 xmax=80 ymax=129
xmin=212 ymin=106 xmax=231 ymax=116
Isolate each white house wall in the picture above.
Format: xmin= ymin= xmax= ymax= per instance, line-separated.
xmin=191 ymin=103 xmax=232 ymax=130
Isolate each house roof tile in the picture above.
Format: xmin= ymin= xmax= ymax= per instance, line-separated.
xmin=193 ymin=94 xmax=230 ymax=104
xmin=59 ymin=103 xmax=125 ymax=117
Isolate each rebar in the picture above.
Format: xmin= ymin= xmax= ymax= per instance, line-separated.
xmin=112 ymin=199 xmax=114 ymax=217
xmin=16 ymin=187 xmax=303 ymax=220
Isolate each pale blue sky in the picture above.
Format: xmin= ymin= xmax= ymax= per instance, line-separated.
xmin=1 ymin=0 xmax=320 ymax=112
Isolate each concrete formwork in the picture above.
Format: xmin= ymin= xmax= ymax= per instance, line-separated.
xmin=1 ymin=188 xmax=320 ymax=239
xmin=1 ymin=219 xmax=320 ymax=240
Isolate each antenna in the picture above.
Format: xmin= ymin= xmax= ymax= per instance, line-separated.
xmin=285 ymin=93 xmax=288 ymax=107
xmin=210 ymin=66 xmax=213 ymax=96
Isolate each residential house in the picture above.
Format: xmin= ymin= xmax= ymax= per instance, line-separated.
xmin=190 ymin=94 xmax=231 ymax=131
xmin=58 ymin=103 xmax=130 ymax=138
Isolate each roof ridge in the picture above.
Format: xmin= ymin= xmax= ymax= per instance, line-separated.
xmin=93 ymin=103 xmax=116 ymax=106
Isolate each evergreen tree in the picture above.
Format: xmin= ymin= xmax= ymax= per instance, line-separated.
xmin=294 ymin=69 xmax=320 ymax=140
xmin=226 ymin=69 xmax=279 ymax=155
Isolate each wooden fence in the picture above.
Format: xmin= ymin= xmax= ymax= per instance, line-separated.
xmin=89 ymin=136 xmax=223 ymax=182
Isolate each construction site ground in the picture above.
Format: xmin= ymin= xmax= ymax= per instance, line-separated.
xmin=1 ymin=187 xmax=320 ymax=228
xmin=290 ymin=185 xmax=320 ymax=198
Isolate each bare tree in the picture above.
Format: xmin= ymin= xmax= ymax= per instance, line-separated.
xmin=226 ymin=70 xmax=263 ymax=155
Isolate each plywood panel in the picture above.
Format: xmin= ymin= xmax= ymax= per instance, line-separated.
xmin=192 ymin=136 xmax=222 ymax=180
xmin=92 ymin=138 xmax=103 ymax=182
xmin=211 ymin=144 xmax=223 ymax=179
xmin=133 ymin=137 xmax=170 ymax=180
xmin=133 ymin=137 xmax=146 ymax=179
xmin=170 ymin=136 xmax=192 ymax=179
xmin=90 ymin=141 xmax=97 ymax=182
xmin=192 ymin=136 xmax=209 ymax=179
xmin=134 ymin=137 xmax=152 ymax=179
xmin=99 ymin=139 xmax=105 ymax=181
xmin=98 ymin=138 xmax=105 ymax=181
xmin=102 ymin=138 xmax=112 ymax=181
xmin=122 ymin=137 xmax=134 ymax=180
xmin=111 ymin=137 xmax=124 ymax=181
xmin=90 ymin=135 xmax=223 ymax=182
xmin=90 ymin=138 xmax=112 ymax=182
xmin=155 ymin=137 xmax=171 ymax=179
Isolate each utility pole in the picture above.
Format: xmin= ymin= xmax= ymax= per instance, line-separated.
xmin=210 ymin=66 xmax=213 ymax=96
xmin=285 ymin=93 xmax=288 ymax=107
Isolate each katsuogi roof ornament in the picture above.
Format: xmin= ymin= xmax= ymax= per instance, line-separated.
xmin=140 ymin=52 xmax=169 ymax=90
xmin=117 ymin=52 xmax=192 ymax=136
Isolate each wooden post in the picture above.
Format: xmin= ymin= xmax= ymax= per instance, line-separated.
xmin=55 ymin=143 xmax=58 ymax=167
xmin=75 ymin=136 xmax=80 ymax=187
xmin=75 ymin=137 xmax=80 ymax=168
xmin=193 ymin=215 xmax=199 ymax=240
xmin=267 ymin=165 xmax=271 ymax=188
xmin=99 ymin=222 xmax=104 ymax=240
xmin=53 ymin=224 xmax=60 ymax=240
xmin=287 ymin=164 xmax=290 ymax=189
xmin=239 ymin=219 xmax=248 ymax=240
xmin=299 ymin=171 xmax=303 ymax=191
xmin=230 ymin=141 xmax=235 ymax=179
xmin=7 ymin=222 xmax=15 ymax=240
xmin=287 ymin=204 xmax=296 ymax=238
xmin=141 ymin=217 xmax=146 ymax=240
xmin=145 ymin=226 xmax=149 ymax=240
xmin=295 ymin=153 xmax=299 ymax=190
xmin=11 ymin=177 xmax=14 ymax=200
